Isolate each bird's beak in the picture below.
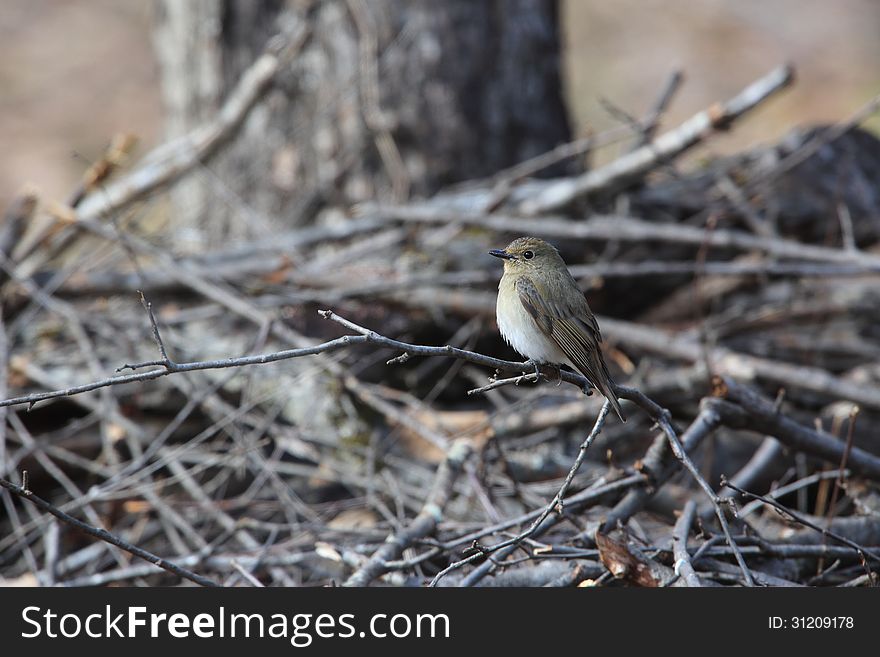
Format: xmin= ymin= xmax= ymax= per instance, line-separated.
xmin=489 ymin=249 xmax=515 ymax=260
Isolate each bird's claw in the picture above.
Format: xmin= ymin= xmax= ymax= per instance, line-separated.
xmin=523 ymin=359 xmax=541 ymax=378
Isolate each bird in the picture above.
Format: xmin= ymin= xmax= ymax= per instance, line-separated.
xmin=489 ymin=236 xmax=625 ymax=421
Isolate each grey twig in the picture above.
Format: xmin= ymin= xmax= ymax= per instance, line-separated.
xmin=467 ymin=371 xmax=541 ymax=395
xmin=723 ymin=479 xmax=880 ymax=566
xmin=0 ymin=476 xmax=219 ymax=587
xmin=344 ymin=439 xmax=473 ymax=586
xmin=139 ymin=290 xmax=171 ymax=364
xmin=429 ymin=403 xmax=611 ymax=587
xmin=519 ymin=65 xmax=794 ymax=214
xmin=708 ymin=379 xmax=880 ymax=480
xmin=672 ymin=500 xmax=702 ymax=587
xmin=3 ymin=334 xmax=366 ymax=410
xmin=655 ymin=414 xmax=755 ymax=586
xmin=636 ymin=69 xmax=685 ymax=147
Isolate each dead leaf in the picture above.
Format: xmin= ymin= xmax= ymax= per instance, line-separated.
xmin=596 ymin=532 xmax=659 ymax=587
xmin=328 ymin=508 xmax=379 ymax=531
xmin=107 ymin=423 xmax=127 ymax=443
xmin=0 ymin=573 xmax=39 ymax=587
xmin=399 ymin=409 xmax=492 ymax=462
xmin=315 ymin=542 xmax=343 ymax=562
xmin=122 ymin=500 xmax=152 ymax=514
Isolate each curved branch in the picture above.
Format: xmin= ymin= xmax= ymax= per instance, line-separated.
xmin=518 ymin=65 xmax=794 ymax=214
xmin=344 ymin=439 xmax=472 ymax=587
xmin=0 ymin=477 xmax=218 ymax=587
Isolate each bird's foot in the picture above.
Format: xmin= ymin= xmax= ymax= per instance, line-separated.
xmin=520 ymin=359 xmax=542 ymax=384
xmin=547 ymin=363 xmax=563 ymax=386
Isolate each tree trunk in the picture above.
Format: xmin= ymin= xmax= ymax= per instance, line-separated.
xmin=153 ymin=0 xmax=572 ymax=246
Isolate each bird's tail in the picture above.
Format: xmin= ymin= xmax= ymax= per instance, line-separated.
xmin=596 ymin=375 xmax=625 ymax=423
xmin=589 ymin=356 xmax=625 ymax=422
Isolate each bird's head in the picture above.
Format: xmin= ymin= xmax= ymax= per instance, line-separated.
xmin=489 ymin=236 xmax=566 ymax=276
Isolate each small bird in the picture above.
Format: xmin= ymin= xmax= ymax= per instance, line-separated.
xmin=490 ymin=236 xmax=625 ymax=421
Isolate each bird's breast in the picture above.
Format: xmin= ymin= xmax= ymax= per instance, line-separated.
xmin=496 ymin=275 xmax=568 ymax=364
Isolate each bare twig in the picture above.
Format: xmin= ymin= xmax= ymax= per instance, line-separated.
xmin=708 ymin=379 xmax=880 ymax=480
xmin=718 ymin=437 xmax=784 ymax=503
xmin=467 ymin=371 xmax=541 ymax=395
xmin=723 ymin=480 xmax=880 ymax=566
xmin=344 ymin=439 xmax=472 ymax=586
xmin=635 ymin=69 xmax=685 ymax=147
xmin=376 ymin=207 xmax=880 ymax=271
xmin=519 ymin=65 xmax=794 ymax=214
xmin=0 ymin=476 xmax=219 ymax=587
xmin=738 ymin=469 xmax=849 ymax=519
xmin=672 ymin=500 xmax=702 ymax=587
xmin=654 ymin=413 xmax=755 ymax=586
xmin=825 ymin=405 xmax=859 ymax=525
xmin=428 ymin=403 xmax=611 ymax=586
xmin=2 ymin=334 xmax=366 ymax=410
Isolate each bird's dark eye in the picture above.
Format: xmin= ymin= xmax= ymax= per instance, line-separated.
xmin=523 ymin=250 xmax=534 ymax=259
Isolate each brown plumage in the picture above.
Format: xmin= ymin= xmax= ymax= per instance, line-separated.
xmin=490 ymin=236 xmax=625 ymax=421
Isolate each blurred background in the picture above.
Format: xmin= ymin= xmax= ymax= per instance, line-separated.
xmin=2 ymin=1 xmax=880 ymax=589
xmin=2 ymin=0 xmax=879 ymax=209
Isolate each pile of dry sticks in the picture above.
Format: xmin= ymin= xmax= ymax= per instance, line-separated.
xmin=1 ymin=45 xmax=880 ymax=587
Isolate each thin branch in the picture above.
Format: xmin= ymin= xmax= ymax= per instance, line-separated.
xmin=139 ymin=290 xmax=171 ymax=363
xmin=3 ymin=334 xmax=366 ymax=410
xmin=0 ymin=476 xmax=218 ymax=587
xmin=672 ymin=500 xmax=702 ymax=587
xmin=738 ymin=469 xmax=849 ymax=518
xmin=636 ymin=69 xmax=685 ymax=147
xmin=429 ymin=403 xmax=611 ymax=586
xmin=825 ymin=405 xmax=859 ymax=525
xmin=723 ymin=480 xmax=880 ymax=566
xmin=707 ymin=379 xmax=880 ymax=480
xmin=344 ymin=439 xmax=472 ymax=586
xmin=519 ymin=64 xmax=794 ymax=214
xmin=376 ymin=207 xmax=880 ymax=271
xmin=655 ymin=413 xmax=755 ymax=586
xmin=318 ymin=309 xmax=600 ymax=392
xmin=467 ymin=371 xmax=541 ymax=395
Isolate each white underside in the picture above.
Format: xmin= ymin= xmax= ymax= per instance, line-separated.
xmin=496 ymin=289 xmax=570 ymax=366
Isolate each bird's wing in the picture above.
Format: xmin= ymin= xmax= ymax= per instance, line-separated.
xmin=516 ymin=275 xmax=624 ymax=421
xmin=515 ymin=275 xmax=602 ymax=374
